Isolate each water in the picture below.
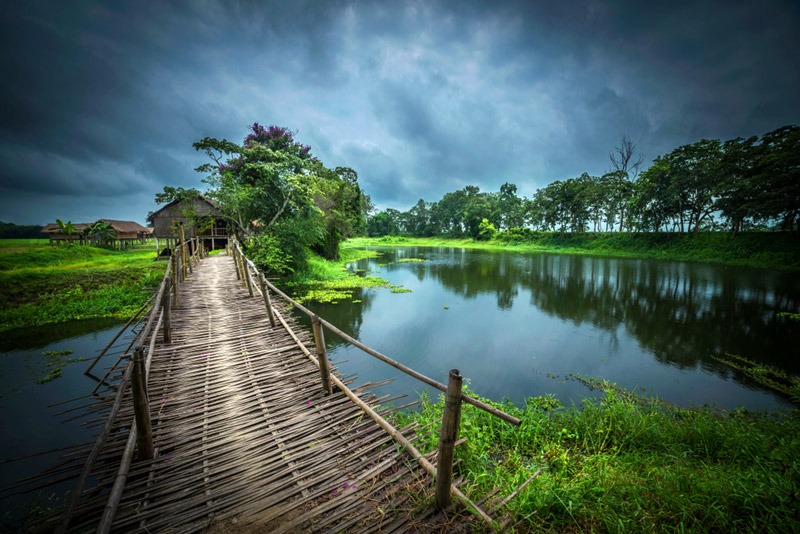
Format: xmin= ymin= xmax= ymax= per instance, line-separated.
xmin=294 ymin=247 xmax=799 ymax=411
xmin=0 ymin=318 xmax=129 ymax=524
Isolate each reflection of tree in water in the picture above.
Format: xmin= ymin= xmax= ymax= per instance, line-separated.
xmin=419 ymin=249 xmax=522 ymax=310
xmin=421 ymin=250 xmax=800 ymax=376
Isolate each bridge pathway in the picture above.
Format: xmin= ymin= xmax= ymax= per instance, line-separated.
xmin=65 ymin=253 xmax=483 ymax=532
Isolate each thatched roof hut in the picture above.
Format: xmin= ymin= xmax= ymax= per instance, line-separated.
xmin=41 ymin=223 xmax=90 ymax=244
xmin=96 ymin=219 xmax=149 ymax=241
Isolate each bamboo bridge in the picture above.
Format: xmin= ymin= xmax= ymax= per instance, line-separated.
xmin=11 ymin=239 xmax=525 ymax=533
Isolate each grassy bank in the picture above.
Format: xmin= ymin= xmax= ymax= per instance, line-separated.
xmin=0 ymin=239 xmax=164 ymax=332
xmin=282 ymin=247 xmax=398 ymax=303
xmin=395 ymin=381 xmax=799 ymax=532
xmin=345 ymin=232 xmax=800 ymax=271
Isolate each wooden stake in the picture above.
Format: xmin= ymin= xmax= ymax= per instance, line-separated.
xmin=162 ymin=275 xmax=172 ymax=343
xmin=130 ymin=347 xmax=154 ymax=460
xmin=180 ymin=223 xmax=189 ymax=277
xmin=171 ymin=256 xmax=179 ymax=307
xmin=436 ymin=369 xmax=463 ymax=509
xmin=311 ymin=315 xmax=333 ymax=395
xmin=241 ymin=253 xmax=254 ymax=296
xmin=232 ymin=246 xmax=241 ymax=280
xmin=258 ymin=273 xmax=277 ymax=327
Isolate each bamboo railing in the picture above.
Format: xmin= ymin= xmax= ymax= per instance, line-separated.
xmin=58 ymin=236 xmax=203 ymax=534
xmin=229 ymin=238 xmax=521 ymax=520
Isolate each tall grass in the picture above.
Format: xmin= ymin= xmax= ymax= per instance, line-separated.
xmin=395 ymin=385 xmax=799 ymax=532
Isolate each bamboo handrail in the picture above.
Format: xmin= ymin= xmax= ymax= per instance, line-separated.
xmin=240 ymin=252 xmax=520 ymax=427
xmin=59 ymin=238 xmax=198 ymax=532
xmin=84 ymin=294 xmax=154 ymax=375
xmin=267 ymin=293 xmax=494 ymax=526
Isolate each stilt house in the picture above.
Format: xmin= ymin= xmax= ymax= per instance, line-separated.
xmin=147 ymin=195 xmax=229 ymax=252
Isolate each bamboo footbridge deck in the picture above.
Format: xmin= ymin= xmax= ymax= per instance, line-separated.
xmin=17 ymin=238 xmax=524 ymax=533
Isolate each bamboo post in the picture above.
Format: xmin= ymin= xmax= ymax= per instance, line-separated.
xmin=436 ymin=369 xmax=463 ymax=509
xmin=232 ymin=245 xmax=241 ymax=280
xmin=171 ymin=256 xmax=179 ymax=307
xmin=162 ymin=275 xmax=172 ymax=343
xmin=242 ymin=256 xmax=255 ymax=297
xmin=130 ymin=347 xmax=154 ymax=460
xmin=311 ymin=315 xmax=333 ymax=395
xmin=180 ymin=223 xmax=189 ymax=276
xmin=238 ymin=248 xmax=247 ymax=288
xmin=258 ymin=273 xmax=277 ymax=327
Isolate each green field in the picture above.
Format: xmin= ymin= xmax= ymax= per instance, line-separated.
xmin=0 ymin=239 xmax=165 ymax=332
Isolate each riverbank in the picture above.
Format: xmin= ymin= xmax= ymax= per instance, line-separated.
xmin=0 ymin=239 xmax=164 ymax=332
xmin=395 ymin=381 xmax=799 ymax=532
xmin=346 ymin=232 xmax=800 ymax=271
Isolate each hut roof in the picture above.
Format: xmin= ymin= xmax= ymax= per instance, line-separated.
xmin=41 ymin=223 xmax=91 ymax=234
xmin=148 ymin=195 xmax=221 ymax=221
xmin=96 ymin=219 xmax=149 ymax=233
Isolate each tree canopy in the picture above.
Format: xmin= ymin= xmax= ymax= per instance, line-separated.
xmin=193 ymin=123 xmax=369 ymax=274
xmin=368 ymin=126 xmax=800 ymax=238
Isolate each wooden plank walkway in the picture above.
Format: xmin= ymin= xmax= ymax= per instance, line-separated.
xmin=58 ymin=253 xmax=488 ymax=532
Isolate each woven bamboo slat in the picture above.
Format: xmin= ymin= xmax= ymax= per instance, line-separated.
xmin=14 ymin=248 xmax=500 ymax=533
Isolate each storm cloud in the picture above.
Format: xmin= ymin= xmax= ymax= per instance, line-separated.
xmin=1 ymin=0 xmax=798 ymax=224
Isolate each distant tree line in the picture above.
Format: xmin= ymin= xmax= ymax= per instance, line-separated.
xmin=0 ymin=221 xmax=44 ymax=238
xmin=368 ymin=125 xmax=799 ymax=239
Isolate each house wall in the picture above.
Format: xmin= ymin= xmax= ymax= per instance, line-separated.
xmin=151 ymin=198 xmax=224 ymax=239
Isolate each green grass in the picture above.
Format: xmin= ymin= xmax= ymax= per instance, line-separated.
xmin=0 ymin=239 xmax=164 ymax=332
xmin=395 ymin=384 xmax=800 ymax=532
xmin=346 ymin=232 xmax=800 ymax=271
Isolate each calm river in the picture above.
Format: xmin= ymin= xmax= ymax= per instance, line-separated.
xmin=0 ymin=319 xmax=128 ymax=522
xmin=295 ymin=247 xmax=799 ymax=411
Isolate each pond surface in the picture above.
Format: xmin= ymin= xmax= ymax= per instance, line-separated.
xmin=295 ymin=247 xmax=799 ymax=411
xmin=0 ymin=318 xmax=128 ymax=523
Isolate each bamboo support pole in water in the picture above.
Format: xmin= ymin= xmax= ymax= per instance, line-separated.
xmin=258 ymin=273 xmax=277 ymax=327
xmin=162 ymin=275 xmax=172 ymax=344
xmin=436 ymin=369 xmax=463 ymax=509
xmin=311 ymin=315 xmax=333 ymax=395
xmin=130 ymin=347 xmax=154 ymax=460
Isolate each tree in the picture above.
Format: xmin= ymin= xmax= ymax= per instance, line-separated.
xmin=751 ymin=125 xmax=800 ymax=233
xmin=610 ymin=134 xmax=643 ymax=179
xmin=154 ymin=186 xmax=201 ymax=205
xmin=194 ymin=123 xmax=361 ymax=273
xmin=498 ymin=182 xmax=525 ymax=229
xmin=56 ymin=219 xmax=77 ymax=244
xmin=717 ymin=136 xmax=760 ymax=236
xmin=89 ymin=221 xmax=115 ymax=247
xmin=632 ymin=140 xmax=723 ymax=234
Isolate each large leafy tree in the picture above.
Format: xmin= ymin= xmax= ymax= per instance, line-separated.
xmin=194 ymin=123 xmax=365 ymax=273
xmin=751 ymin=125 xmax=800 ymax=233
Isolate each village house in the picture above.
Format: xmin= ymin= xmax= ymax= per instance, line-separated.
xmin=42 ymin=219 xmax=151 ymax=248
xmin=147 ymin=195 xmax=229 ymax=253
xmin=41 ymin=223 xmax=91 ymax=245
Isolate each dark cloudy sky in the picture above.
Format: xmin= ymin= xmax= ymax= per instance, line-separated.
xmin=1 ymin=1 xmax=798 ymax=226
